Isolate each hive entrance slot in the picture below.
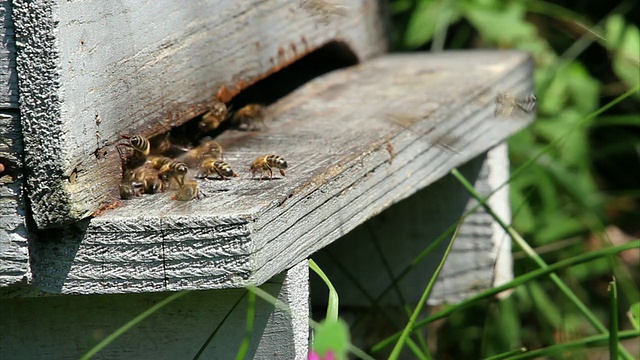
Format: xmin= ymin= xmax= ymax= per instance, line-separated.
xmin=163 ymin=41 xmax=359 ymax=145
xmin=125 ymin=41 xmax=358 ymax=201
xmin=228 ymin=41 xmax=359 ymax=108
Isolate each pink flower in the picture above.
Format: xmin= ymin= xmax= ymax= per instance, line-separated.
xmin=307 ymin=350 xmax=336 ymax=360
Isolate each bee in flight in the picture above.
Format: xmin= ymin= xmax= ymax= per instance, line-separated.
xmin=173 ymin=180 xmax=201 ymax=201
xmin=250 ymin=155 xmax=288 ymax=179
xmin=199 ymin=100 xmax=230 ymax=133
xmin=494 ymin=92 xmax=536 ymax=118
xmin=232 ymin=104 xmax=266 ymax=131
xmin=198 ymin=159 xmax=238 ymax=180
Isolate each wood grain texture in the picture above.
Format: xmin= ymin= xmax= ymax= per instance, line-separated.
xmin=11 ymin=0 xmax=387 ymax=228
xmin=0 ymin=111 xmax=30 ymax=287
xmin=0 ymin=260 xmax=309 ymax=359
xmin=0 ymin=1 xmax=18 ymax=109
xmin=311 ymin=145 xmax=512 ymax=307
xmin=29 ymin=51 xmax=534 ymax=295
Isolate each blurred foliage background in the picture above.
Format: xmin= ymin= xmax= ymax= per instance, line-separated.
xmin=386 ymin=0 xmax=639 ymax=358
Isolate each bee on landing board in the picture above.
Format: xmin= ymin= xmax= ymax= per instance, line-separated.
xmin=180 ymin=139 xmax=224 ymax=168
xmin=122 ymin=165 xmax=165 ymax=194
xmin=158 ymin=160 xmax=188 ymax=188
xmin=119 ymin=182 xmax=141 ymax=199
xmin=173 ymin=180 xmax=201 ymax=201
xmin=147 ymin=156 xmax=173 ymax=171
xmin=117 ymin=135 xmax=151 ymax=169
xmin=250 ymin=155 xmax=288 ymax=179
xmin=198 ymin=159 xmax=238 ymax=180
xmin=232 ymin=104 xmax=266 ymax=131
xmin=199 ymin=100 xmax=230 ymax=133
xmin=494 ymin=93 xmax=536 ymax=118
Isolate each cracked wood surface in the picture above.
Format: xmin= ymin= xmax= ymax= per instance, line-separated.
xmin=29 ymin=51 xmax=534 ymax=295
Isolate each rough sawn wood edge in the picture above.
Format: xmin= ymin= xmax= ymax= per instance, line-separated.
xmin=26 ymin=51 xmax=534 ymax=296
xmin=0 ymin=111 xmax=31 ymax=287
xmin=0 ymin=0 xmax=19 ymax=109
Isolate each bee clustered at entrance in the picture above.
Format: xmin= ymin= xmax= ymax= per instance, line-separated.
xmin=115 ymin=41 xmax=359 ymax=202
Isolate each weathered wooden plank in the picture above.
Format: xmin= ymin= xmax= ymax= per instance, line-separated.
xmin=0 ymin=1 xmax=19 ymax=108
xmin=29 ymin=51 xmax=533 ymax=295
xmin=0 ymin=110 xmax=30 ymax=287
xmin=11 ymin=0 xmax=387 ymax=228
xmin=0 ymin=260 xmax=309 ymax=359
xmin=310 ymin=144 xmax=512 ymax=308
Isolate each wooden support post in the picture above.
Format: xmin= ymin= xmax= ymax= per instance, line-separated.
xmin=0 ymin=260 xmax=309 ymax=359
xmin=309 ymin=144 xmax=513 ymax=352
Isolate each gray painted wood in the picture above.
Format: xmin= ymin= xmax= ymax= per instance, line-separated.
xmin=0 ymin=111 xmax=30 ymax=287
xmin=0 ymin=260 xmax=309 ymax=360
xmin=11 ymin=0 xmax=387 ymax=228
xmin=310 ymin=144 xmax=512 ymax=308
xmin=0 ymin=0 xmax=19 ymax=109
xmin=28 ymin=51 xmax=533 ymax=295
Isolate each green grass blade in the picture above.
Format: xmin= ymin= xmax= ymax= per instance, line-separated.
xmin=370 ymin=240 xmax=639 ymax=353
xmin=609 ymin=277 xmax=619 ymax=360
xmin=246 ymin=285 xmax=376 ymax=360
xmin=483 ymin=347 xmax=527 ymax=360
xmin=388 ymin=222 xmax=461 ymax=360
xmin=506 ymin=329 xmax=639 ymax=359
xmin=629 ymin=302 xmax=640 ymax=330
xmin=504 ymin=85 xmax=639 ymax=198
xmin=235 ymin=290 xmax=256 ymax=360
xmin=352 ymin=222 xmax=456 ymax=329
xmin=451 ymin=168 xmax=635 ymax=360
xmin=309 ymin=259 xmax=339 ymax=322
xmin=193 ymin=291 xmax=247 ymax=360
xmin=80 ymin=290 xmax=190 ymax=360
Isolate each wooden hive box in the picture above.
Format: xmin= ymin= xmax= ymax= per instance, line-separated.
xmin=0 ymin=0 xmax=535 ymax=358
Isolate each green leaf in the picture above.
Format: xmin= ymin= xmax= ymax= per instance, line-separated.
xmin=538 ymin=63 xmax=600 ymax=115
xmin=404 ymin=0 xmax=461 ymax=48
xmin=312 ymin=319 xmax=350 ymax=360
xmin=605 ymin=15 xmax=640 ymax=89
xmin=608 ymin=278 xmax=619 ymax=360
xmin=629 ymin=302 xmax=640 ymax=331
xmin=463 ymin=2 xmax=537 ymax=45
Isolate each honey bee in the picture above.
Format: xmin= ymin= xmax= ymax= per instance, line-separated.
xmin=232 ymin=104 xmax=265 ymax=131
xmin=180 ymin=139 xmax=224 ymax=167
xmin=158 ymin=160 xmax=188 ymax=187
xmin=144 ymin=177 xmax=164 ymax=194
xmin=148 ymin=156 xmax=173 ymax=170
xmin=250 ymin=155 xmax=288 ymax=179
xmin=117 ymin=135 xmax=151 ymax=169
xmin=494 ymin=93 xmax=536 ymax=118
xmin=119 ymin=182 xmax=140 ymax=200
xmin=122 ymin=166 xmax=164 ymax=194
xmin=150 ymin=132 xmax=173 ymax=155
xmin=198 ymin=159 xmax=238 ymax=180
xmin=173 ymin=180 xmax=200 ymax=201
xmin=199 ymin=100 xmax=230 ymax=133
